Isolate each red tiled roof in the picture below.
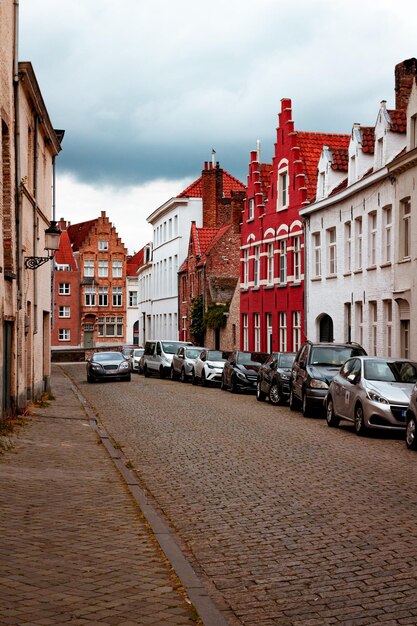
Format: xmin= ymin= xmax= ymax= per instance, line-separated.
xmin=360 ymin=126 xmax=375 ymax=153
xmin=330 ymin=147 xmax=348 ymax=171
xmin=126 ymin=248 xmax=144 ymax=276
xmin=387 ymin=109 xmax=407 ymax=133
xmin=55 ymin=230 xmax=77 ymax=270
xmin=178 ymin=258 xmax=188 ymax=273
xmin=297 ymin=132 xmax=350 ymax=201
xmin=194 ymin=226 xmax=219 ymax=257
xmin=67 ymin=219 xmax=97 ymax=252
xmin=178 ymin=169 xmax=246 ymax=198
xmin=203 ymin=225 xmax=231 ymax=257
xmin=329 ymin=177 xmax=348 ymax=197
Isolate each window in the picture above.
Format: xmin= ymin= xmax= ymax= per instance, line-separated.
xmin=266 ymin=242 xmax=274 ymax=284
xmin=376 ymin=137 xmax=384 ymax=168
xmin=350 ymin=155 xmax=356 ymax=181
xmin=344 ymin=222 xmax=352 ymax=273
xmin=312 ymin=232 xmax=321 ymax=278
xmin=368 ymin=212 xmax=377 ymax=266
xmin=384 ymin=300 xmax=392 ymax=357
xmin=279 ymin=312 xmax=287 ymax=352
xmin=98 ymin=316 xmax=123 ymax=337
xmin=242 ymin=314 xmax=248 ymax=350
xmin=279 ymin=240 xmax=287 ymax=283
xmin=98 ymin=286 xmax=108 ymax=306
xmin=355 ymin=302 xmax=363 ymax=346
xmin=248 ymin=198 xmax=254 ymax=220
xmin=293 ymin=236 xmax=301 ymax=282
xmin=112 ymin=260 xmax=123 ymax=277
xmin=181 ymin=275 xmax=187 ymax=301
xmin=112 ymin=287 xmax=122 ymax=306
xmin=383 ymin=205 xmax=392 ymax=263
xmin=58 ymin=283 xmax=70 ymax=295
xmin=129 ymin=291 xmax=137 ymax=307
xmin=84 ymin=286 xmax=96 ymax=306
xmin=277 ymin=167 xmax=289 ymax=209
xmin=400 ymin=198 xmax=411 ymax=259
xmin=58 ymin=329 xmax=70 ymax=341
xmin=401 ymin=320 xmax=410 ymax=358
xmin=55 ymin=263 xmax=71 ymax=271
xmin=355 ymin=218 xmax=362 ymax=270
xmin=292 ymin=311 xmax=301 ymax=352
xmin=243 ymin=248 xmax=249 ymax=287
xmin=253 ymin=246 xmax=260 ymax=287
xmin=411 ymin=114 xmax=417 ymax=150
xmin=84 ymin=259 xmax=94 ymax=277
xmin=58 ymin=306 xmax=70 ymax=318
xmin=327 ymin=228 xmax=337 ymax=275
xmin=98 ymin=240 xmax=108 ymax=251
xmin=254 ymin=313 xmax=260 ymax=351
xmin=370 ymin=301 xmax=377 ymax=356
xmin=98 ymin=260 xmax=108 ymax=277
xmin=266 ymin=313 xmax=273 ymax=353
xmin=344 ymin=303 xmax=352 ymax=343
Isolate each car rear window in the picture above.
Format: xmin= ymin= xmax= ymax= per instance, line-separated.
xmin=238 ymin=352 xmax=269 ymax=365
xmin=364 ymin=360 xmax=417 ymax=383
xmin=310 ymin=346 xmax=365 ymax=366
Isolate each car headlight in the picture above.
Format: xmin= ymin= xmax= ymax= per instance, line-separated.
xmin=236 ymin=371 xmax=246 ymax=380
xmin=309 ymin=378 xmax=329 ymax=389
xmin=119 ymin=362 xmax=129 ymax=370
xmin=366 ymin=390 xmax=389 ymax=404
xmin=207 ymin=364 xmax=215 ymax=369
xmin=280 ymin=373 xmax=289 ymax=380
xmin=91 ymin=364 xmax=102 ymax=370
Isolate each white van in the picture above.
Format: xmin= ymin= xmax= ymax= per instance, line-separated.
xmin=142 ymin=340 xmax=193 ymax=378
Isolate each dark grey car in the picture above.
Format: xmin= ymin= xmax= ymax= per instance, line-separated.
xmin=406 ymin=381 xmax=417 ymax=450
xmin=87 ymin=351 xmax=131 ymax=383
xmin=256 ymin=352 xmax=296 ymax=405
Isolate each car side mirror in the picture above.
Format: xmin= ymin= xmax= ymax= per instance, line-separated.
xmin=347 ymin=373 xmax=357 ymax=384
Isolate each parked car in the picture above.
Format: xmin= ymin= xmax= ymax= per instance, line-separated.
xmin=142 ymin=340 xmax=194 ymax=378
xmin=290 ymin=341 xmax=367 ymax=417
xmin=87 ymin=351 xmax=131 ymax=383
xmin=171 ymin=345 xmax=206 ymax=382
xmin=406 ymin=382 xmax=417 ymax=450
xmin=192 ymin=349 xmax=230 ymax=386
xmin=256 ymin=352 xmax=296 ymax=405
xmin=131 ymin=347 xmax=144 ymax=373
xmin=121 ymin=345 xmax=136 ymax=371
xmin=325 ymin=357 xmax=417 ymax=435
xmin=221 ymin=351 xmax=269 ymax=393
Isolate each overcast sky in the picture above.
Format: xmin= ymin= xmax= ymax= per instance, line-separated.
xmin=19 ymin=0 xmax=416 ymax=253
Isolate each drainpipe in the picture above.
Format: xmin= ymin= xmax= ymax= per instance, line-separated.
xmin=50 ymin=155 xmax=56 ymax=330
xmin=33 ymin=114 xmax=38 ymax=335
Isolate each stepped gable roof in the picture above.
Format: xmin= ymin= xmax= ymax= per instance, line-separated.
xmin=67 ymin=218 xmax=97 ymax=251
xmin=55 ymin=230 xmax=77 ymax=270
xmin=387 ymin=109 xmax=407 ymax=133
xmin=360 ymin=126 xmax=375 ymax=153
xmin=126 ymin=248 xmax=144 ymax=276
xmin=297 ymin=132 xmax=350 ymax=200
xmin=330 ymin=147 xmax=349 ymax=171
xmin=178 ymin=169 xmax=246 ymax=198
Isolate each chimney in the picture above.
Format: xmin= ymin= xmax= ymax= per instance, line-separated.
xmin=230 ymin=191 xmax=245 ymax=233
xmin=395 ymin=58 xmax=417 ymax=111
xmin=58 ymin=217 xmax=68 ymax=231
xmin=201 ymin=162 xmax=223 ymax=228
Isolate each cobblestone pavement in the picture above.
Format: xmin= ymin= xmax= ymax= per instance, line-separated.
xmin=0 ymin=366 xmax=201 ymax=626
xmin=64 ymin=363 xmax=417 ymax=626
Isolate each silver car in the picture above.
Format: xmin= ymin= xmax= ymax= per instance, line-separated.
xmin=132 ymin=348 xmax=144 ymax=373
xmin=405 ymin=383 xmax=417 ymax=450
xmin=325 ymin=357 xmax=417 ymax=435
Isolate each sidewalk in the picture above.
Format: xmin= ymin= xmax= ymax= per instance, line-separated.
xmin=0 ymin=365 xmax=202 ymax=626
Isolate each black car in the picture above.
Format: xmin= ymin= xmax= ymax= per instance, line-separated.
xmin=221 ymin=351 xmax=269 ymax=393
xmin=256 ymin=352 xmax=296 ymax=405
xmin=289 ymin=341 xmax=366 ymax=417
xmin=87 ymin=351 xmax=131 ymax=383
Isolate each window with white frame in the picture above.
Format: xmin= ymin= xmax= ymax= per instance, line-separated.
xmin=383 ymin=300 xmax=393 ymax=357
xmin=58 ymin=329 xmax=70 ymax=341
xmin=266 ymin=313 xmax=273 ymax=353
xmin=344 ymin=303 xmax=352 ymax=343
xmin=293 ymin=236 xmax=301 ymax=282
xmin=98 ymin=286 xmax=108 ymax=306
xmin=401 ymin=320 xmax=410 ymax=359
xmin=279 ymin=240 xmax=287 ymax=283
xmin=370 ymin=301 xmax=377 ymax=356
xmin=112 ymin=287 xmax=122 ymax=306
xmin=355 ymin=217 xmax=362 ymax=270
xmin=243 ymin=248 xmax=249 ymax=287
xmin=266 ymin=242 xmax=274 ymax=285
xmin=383 ymin=205 xmax=392 ymax=263
xmin=253 ymin=246 xmax=260 ymax=287
xmin=368 ymin=212 xmax=377 ymax=267
xmin=242 ymin=314 xmax=248 ymax=350
xmin=248 ymin=198 xmax=254 ymax=220
xmin=376 ymin=137 xmax=384 ymax=168
xmin=344 ymin=222 xmax=352 ymax=273
xmin=129 ymin=291 xmax=137 ymax=307
xmin=411 ymin=114 xmax=417 ymax=150
xmin=277 ymin=166 xmax=289 ymax=210
xmin=254 ymin=313 xmax=260 ymax=351
xmin=84 ymin=286 xmax=96 ymax=306
xmin=98 ymin=240 xmax=108 ymax=251
xmin=112 ymin=260 xmax=123 ymax=277
xmin=97 ymin=316 xmax=123 ymax=337
xmin=292 ymin=311 xmax=301 ymax=352
xmin=98 ymin=260 xmax=108 ymax=277
xmin=327 ymin=228 xmax=337 ymax=275
xmin=55 ymin=263 xmax=71 ymax=271
xmin=400 ymin=197 xmax=411 ymax=259
xmin=355 ymin=301 xmax=363 ymax=346
xmin=58 ymin=282 xmax=70 ymax=295
xmin=83 ymin=259 xmax=94 ymax=277
xmin=312 ymin=232 xmax=321 ymax=278
xmin=279 ymin=312 xmax=287 ymax=352
xmin=58 ymin=306 xmax=70 ymax=318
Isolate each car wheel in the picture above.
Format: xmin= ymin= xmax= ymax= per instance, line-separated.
xmin=201 ymin=371 xmax=207 ymax=387
xmin=220 ymin=375 xmax=227 ymax=390
xmin=325 ymin=396 xmax=340 ymax=427
xmin=170 ymin=367 xmax=177 ymax=381
xmin=256 ymin=380 xmax=266 ymax=401
xmin=354 ymin=403 xmax=367 ymax=436
xmin=406 ymin=414 xmax=417 ymax=450
xmin=125 ymin=374 xmax=131 ymax=382
xmin=289 ymin=387 xmax=299 ymax=411
xmin=191 ymin=369 xmax=198 ymax=385
xmin=269 ymin=382 xmax=282 ymax=406
xmin=180 ymin=368 xmax=187 ymax=383
xmin=143 ymin=365 xmax=150 ymax=378
xmin=230 ymin=375 xmax=238 ymax=393
xmin=302 ymin=391 xmax=312 ymax=417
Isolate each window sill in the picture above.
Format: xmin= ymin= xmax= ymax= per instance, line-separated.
xmin=366 ymin=265 xmax=377 ymax=272
xmin=264 ymin=284 xmax=274 ymax=290
xmin=246 ymin=218 xmax=254 ymax=223
xmin=343 ymin=271 xmax=352 ymax=277
xmin=353 ymin=269 xmax=363 ymax=275
xmin=379 ymin=262 xmax=392 ymax=268
xmin=277 ymin=282 xmax=287 ymax=288
xmin=311 ymin=276 xmax=322 ymax=282
xmin=240 ymin=288 xmax=248 ymax=293
xmin=325 ymin=274 xmax=337 ymax=280
xmin=398 ymin=257 xmax=411 ymax=264
xmin=291 ymin=281 xmax=302 ymax=287
xmin=252 ymin=287 xmax=260 ymax=291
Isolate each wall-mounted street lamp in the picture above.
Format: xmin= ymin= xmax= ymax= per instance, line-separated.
xmin=24 ymin=220 xmax=62 ymax=270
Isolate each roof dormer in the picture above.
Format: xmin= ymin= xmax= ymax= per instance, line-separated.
xmin=374 ymin=100 xmax=407 ymax=170
xmin=316 ymin=145 xmax=348 ymax=200
xmin=406 ymin=80 xmax=417 ymax=151
xmin=348 ymin=123 xmax=374 ymax=185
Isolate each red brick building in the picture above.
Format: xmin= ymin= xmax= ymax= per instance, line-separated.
xmin=178 ymin=162 xmax=246 ymax=349
xmin=54 ymin=211 xmax=128 ymax=348
xmin=240 ymin=99 xmax=350 ymax=353
xmin=52 ymin=229 xmax=80 ymax=347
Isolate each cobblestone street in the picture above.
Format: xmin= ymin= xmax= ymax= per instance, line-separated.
xmin=64 ymin=363 xmax=417 ymax=626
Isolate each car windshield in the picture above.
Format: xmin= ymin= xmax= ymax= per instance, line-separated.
xmin=207 ymin=351 xmax=228 ymax=362
xmin=185 ymin=348 xmax=202 ymax=359
xmin=94 ymin=353 xmax=124 ymax=362
xmin=310 ymin=346 xmax=364 ymax=366
xmin=237 ymin=352 xmax=269 ymax=365
xmin=161 ymin=342 xmax=186 ymax=354
xmin=122 ymin=348 xmax=132 ymax=356
xmin=133 ymin=349 xmax=143 ymax=357
xmin=364 ymin=360 xmax=417 ymax=383
xmin=279 ymin=353 xmax=296 ymax=368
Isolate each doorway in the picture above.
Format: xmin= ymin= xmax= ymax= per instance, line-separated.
xmin=319 ymin=314 xmax=334 ymax=342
